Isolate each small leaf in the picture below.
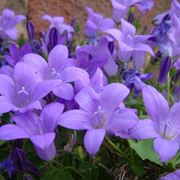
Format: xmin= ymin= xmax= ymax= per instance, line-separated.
xmin=129 ymin=139 xmax=162 ymax=166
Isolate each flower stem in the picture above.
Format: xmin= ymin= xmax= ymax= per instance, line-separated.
xmin=105 ymin=137 xmax=130 ymax=161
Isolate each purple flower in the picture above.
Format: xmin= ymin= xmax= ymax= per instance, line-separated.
xmin=85 ymin=7 xmax=114 ymax=39
xmin=122 ymin=69 xmax=152 ymax=97
xmin=58 ymin=83 xmax=138 ymax=155
xmin=42 ymin=14 xmax=74 ymax=41
xmin=23 ymin=45 xmax=90 ymax=100
xmin=160 ymin=170 xmax=180 ymax=180
xmin=151 ymin=14 xmax=172 ymax=57
xmin=76 ymin=37 xmax=118 ymax=76
xmin=130 ymin=85 xmax=180 ymax=162
xmin=0 ymin=62 xmax=58 ymax=113
xmin=0 ymin=102 xmax=64 ymax=161
xmin=155 ymin=0 xmax=180 ymax=24
xmin=106 ymin=19 xmax=154 ymax=69
xmin=111 ymin=0 xmax=153 ymax=23
xmin=4 ymin=43 xmax=32 ymax=66
xmin=0 ymin=9 xmax=25 ymax=40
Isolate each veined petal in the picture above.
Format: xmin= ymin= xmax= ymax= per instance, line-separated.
xmin=53 ymin=83 xmax=74 ymax=100
xmin=0 ymin=124 xmax=30 ymax=140
xmin=142 ymin=85 xmax=169 ymax=125
xmin=48 ymin=45 xmax=68 ymax=70
xmin=84 ymin=129 xmax=105 ymax=155
xmin=0 ymin=96 xmax=16 ymax=114
xmin=100 ymin=83 xmax=129 ymax=113
xmin=130 ymin=120 xmax=159 ymax=140
xmin=30 ymin=132 xmax=55 ymax=149
xmin=34 ymin=142 xmax=56 ymax=161
xmin=154 ymin=137 xmax=179 ymax=162
xmin=61 ymin=67 xmax=90 ymax=87
xmin=121 ymin=19 xmax=136 ymax=36
xmin=58 ymin=110 xmax=92 ymax=130
xmin=135 ymin=43 xmax=154 ymax=56
xmin=40 ymin=102 xmax=64 ymax=133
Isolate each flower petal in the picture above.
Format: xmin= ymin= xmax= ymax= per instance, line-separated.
xmin=0 ymin=124 xmax=30 ymax=140
xmin=30 ymin=132 xmax=55 ymax=149
xmin=0 ymin=96 xmax=16 ymax=114
xmin=53 ymin=83 xmax=74 ymax=100
xmin=142 ymin=85 xmax=169 ymax=125
xmin=153 ymin=137 xmax=179 ymax=162
xmin=40 ymin=102 xmax=64 ymax=132
xmin=100 ymin=83 xmax=129 ymax=113
xmin=130 ymin=120 xmax=159 ymax=140
xmin=58 ymin=110 xmax=92 ymax=130
xmin=84 ymin=129 xmax=105 ymax=155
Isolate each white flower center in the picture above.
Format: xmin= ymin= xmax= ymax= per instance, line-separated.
xmin=17 ymin=86 xmax=29 ymax=96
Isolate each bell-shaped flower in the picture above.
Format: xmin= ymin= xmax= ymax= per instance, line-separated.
xmin=0 ymin=102 xmax=64 ymax=161
xmin=106 ymin=19 xmax=154 ymax=69
xmin=0 ymin=62 xmax=59 ymax=113
xmin=4 ymin=43 xmax=32 ymax=66
xmin=23 ymin=45 xmax=90 ymax=100
xmin=42 ymin=14 xmax=74 ymax=41
xmin=58 ymin=83 xmax=138 ymax=155
xmin=76 ymin=37 xmax=118 ymax=76
xmin=130 ymin=85 xmax=180 ymax=162
xmin=85 ymin=7 xmax=114 ymax=40
xmin=111 ymin=0 xmax=153 ymax=23
xmin=0 ymin=9 xmax=25 ymax=40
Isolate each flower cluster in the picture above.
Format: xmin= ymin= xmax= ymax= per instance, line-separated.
xmin=0 ymin=1 xmax=180 ymax=179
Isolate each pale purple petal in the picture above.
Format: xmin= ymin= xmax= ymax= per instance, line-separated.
xmin=154 ymin=137 xmax=179 ymax=162
xmin=0 ymin=96 xmax=16 ymax=114
xmin=48 ymin=45 xmax=68 ymax=70
xmin=5 ymin=28 xmax=18 ymax=40
xmin=121 ymin=19 xmax=136 ymax=36
xmin=108 ymin=111 xmax=138 ymax=138
xmin=40 ymin=102 xmax=64 ymax=132
xmin=84 ymin=129 xmax=105 ymax=155
xmin=58 ymin=110 xmax=92 ymax=130
xmin=0 ymin=124 xmax=30 ymax=140
xmin=30 ymin=132 xmax=55 ymax=149
xmin=99 ymin=83 xmax=129 ymax=113
xmin=130 ymin=120 xmax=159 ymax=140
xmin=142 ymin=85 xmax=169 ymax=124
xmin=34 ymin=142 xmax=56 ymax=161
xmin=53 ymin=83 xmax=74 ymax=100
xmin=61 ymin=67 xmax=90 ymax=86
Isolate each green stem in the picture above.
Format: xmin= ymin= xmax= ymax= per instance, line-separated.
xmin=105 ymin=137 xmax=130 ymax=161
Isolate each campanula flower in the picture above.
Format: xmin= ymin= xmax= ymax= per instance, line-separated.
xmin=160 ymin=170 xmax=180 ymax=180
xmin=0 ymin=103 xmax=64 ymax=161
xmin=130 ymin=85 xmax=180 ymax=162
xmin=58 ymin=83 xmax=138 ymax=155
xmin=106 ymin=19 xmax=154 ymax=69
xmin=0 ymin=9 xmax=25 ymax=40
xmin=85 ymin=7 xmax=114 ymax=40
xmin=4 ymin=43 xmax=32 ymax=66
xmin=23 ymin=45 xmax=90 ymax=100
xmin=0 ymin=62 xmax=59 ymax=113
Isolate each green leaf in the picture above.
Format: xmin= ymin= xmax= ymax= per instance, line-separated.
xmin=0 ymin=141 xmax=4 ymax=146
xmin=129 ymin=139 xmax=162 ymax=166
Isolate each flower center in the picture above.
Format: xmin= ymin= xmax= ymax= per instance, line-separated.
xmin=17 ymin=86 xmax=29 ymax=96
xmin=92 ymin=106 xmax=107 ymax=129
xmin=160 ymin=120 xmax=178 ymax=140
xmin=51 ymin=68 xmax=61 ymax=78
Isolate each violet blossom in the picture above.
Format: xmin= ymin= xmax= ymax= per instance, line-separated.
xmin=130 ymin=85 xmax=180 ymax=162
xmin=106 ymin=19 xmax=154 ymax=69
xmin=0 ymin=9 xmax=25 ymax=40
xmin=0 ymin=102 xmax=64 ymax=161
xmin=23 ymin=44 xmax=90 ymax=100
xmin=0 ymin=62 xmax=59 ymax=113
xmin=85 ymin=7 xmax=115 ymax=41
xmin=58 ymin=83 xmax=138 ymax=155
xmin=4 ymin=43 xmax=32 ymax=66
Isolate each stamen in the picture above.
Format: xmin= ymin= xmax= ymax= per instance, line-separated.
xmin=17 ymin=86 xmax=29 ymax=95
xmin=51 ymin=68 xmax=61 ymax=77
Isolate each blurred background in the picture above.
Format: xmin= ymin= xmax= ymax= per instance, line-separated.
xmin=0 ymin=0 xmax=171 ymax=34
